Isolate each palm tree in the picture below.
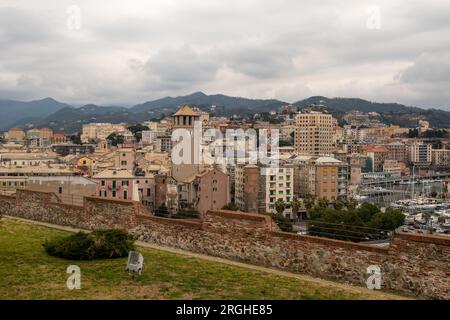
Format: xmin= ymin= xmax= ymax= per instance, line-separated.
xmin=317 ymin=197 xmax=329 ymax=209
xmin=291 ymin=198 xmax=302 ymax=215
xmin=275 ymin=200 xmax=287 ymax=215
xmin=333 ymin=197 xmax=346 ymax=210
xmin=290 ymin=198 xmax=303 ymax=221
xmin=303 ymin=194 xmax=316 ymax=211
xmin=346 ymin=197 xmax=358 ymax=211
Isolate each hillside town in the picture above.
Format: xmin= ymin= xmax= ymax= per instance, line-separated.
xmin=3 ymin=0 xmax=450 ymax=307
xmin=1 ymin=104 xmax=450 ymax=238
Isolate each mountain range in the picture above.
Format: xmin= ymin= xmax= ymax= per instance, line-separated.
xmin=0 ymin=98 xmax=70 ymax=131
xmin=1 ymin=92 xmax=449 ymax=133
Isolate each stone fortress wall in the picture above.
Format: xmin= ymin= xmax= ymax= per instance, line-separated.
xmin=0 ymin=189 xmax=448 ymax=299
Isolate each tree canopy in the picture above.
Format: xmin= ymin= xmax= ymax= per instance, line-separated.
xmin=308 ymin=202 xmax=404 ymax=242
xmin=106 ymin=132 xmax=125 ymax=146
xmin=128 ymin=124 xmax=149 ymax=142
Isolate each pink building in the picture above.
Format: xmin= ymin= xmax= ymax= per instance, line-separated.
xmin=93 ymin=168 xmax=156 ymax=209
xmin=196 ymin=169 xmax=230 ymax=215
xmin=93 ymin=168 xmax=136 ymax=201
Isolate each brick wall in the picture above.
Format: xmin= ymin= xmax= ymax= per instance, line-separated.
xmin=2 ymin=189 xmax=141 ymax=230
xmin=1 ymin=190 xmax=448 ymax=299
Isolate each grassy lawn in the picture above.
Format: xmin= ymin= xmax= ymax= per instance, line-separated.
xmin=0 ymin=217 xmax=402 ymax=300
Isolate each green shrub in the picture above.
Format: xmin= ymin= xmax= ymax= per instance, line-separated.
xmin=270 ymin=213 xmax=293 ymax=232
xmin=43 ymin=229 xmax=135 ymax=260
xmin=222 ymin=203 xmax=239 ymax=211
xmin=89 ymin=229 xmax=135 ymax=259
xmin=172 ymin=209 xmax=200 ymax=219
xmin=368 ymin=209 xmax=405 ymax=231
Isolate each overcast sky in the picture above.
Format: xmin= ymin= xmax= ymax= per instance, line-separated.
xmin=1 ymin=0 xmax=449 ymax=108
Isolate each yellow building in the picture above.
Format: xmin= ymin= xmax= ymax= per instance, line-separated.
xmin=77 ymin=156 xmax=96 ymax=167
xmin=77 ymin=156 xmax=97 ymax=174
xmin=7 ymin=128 xmax=25 ymax=142
xmin=295 ymin=111 xmax=334 ymax=156
xmin=306 ymin=156 xmax=346 ymax=202
xmin=431 ymin=149 xmax=450 ymax=167
xmin=315 ymin=161 xmax=339 ymax=201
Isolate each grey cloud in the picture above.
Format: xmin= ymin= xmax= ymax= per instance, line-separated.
xmin=223 ymin=45 xmax=297 ymax=78
xmin=393 ymin=51 xmax=450 ymax=108
xmin=0 ymin=7 xmax=57 ymax=45
xmin=399 ymin=52 xmax=450 ymax=84
xmin=0 ymin=0 xmax=450 ymax=108
xmin=143 ymin=45 xmax=222 ymax=88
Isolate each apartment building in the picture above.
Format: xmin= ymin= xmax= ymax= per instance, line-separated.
xmin=261 ymin=166 xmax=294 ymax=217
xmin=114 ymin=148 xmax=136 ymax=172
xmin=77 ymin=156 xmax=96 ymax=169
xmin=234 ymin=164 xmax=262 ymax=213
xmin=143 ymin=120 xmax=170 ymax=136
xmin=81 ymin=123 xmax=130 ymax=143
xmin=343 ymin=111 xmax=371 ymax=127
xmin=384 ymin=142 xmax=409 ymax=164
xmin=51 ymin=133 xmax=68 ymax=144
xmin=343 ymin=141 xmax=364 ymax=155
xmin=51 ymin=144 xmax=96 ymax=156
xmin=365 ymin=145 xmax=388 ymax=172
xmin=314 ymin=157 xmax=344 ymax=201
xmin=299 ymin=156 xmax=347 ymax=202
xmin=358 ymin=126 xmax=409 ymax=143
xmin=25 ymin=128 xmax=53 ymax=148
xmin=93 ymin=168 xmax=140 ymax=201
xmin=6 ymin=128 xmax=25 ymax=142
xmin=234 ymin=164 xmax=295 ymax=217
xmin=294 ymin=111 xmax=334 ymax=156
xmin=154 ymin=174 xmax=168 ymax=209
xmin=135 ymin=175 xmax=156 ymax=209
xmin=0 ymin=152 xmax=58 ymax=167
xmin=292 ymin=156 xmax=313 ymax=198
xmin=280 ymin=124 xmax=295 ymax=143
xmin=141 ymin=130 xmax=159 ymax=145
xmin=195 ymin=169 xmax=230 ymax=215
xmin=410 ymin=143 xmax=432 ymax=166
xmin=431 ymin=149 xmax=450 ymax=167
xmin=176 ymin=168 xmax=230 ymax=215
xmin=383 ymin=160 xmax=403 ymax=177
xmin=155 ymin=136 xmax=173 ymax=153
xmin=348 ymin=155 xmax=362 ymax=186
